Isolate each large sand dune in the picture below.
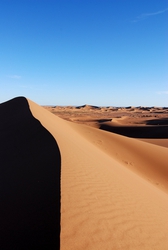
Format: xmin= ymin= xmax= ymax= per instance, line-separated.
xmin=0 ymin=97 xmax=60 ymax=249
xmin=1 ymin=97 xmax=168 ymax=249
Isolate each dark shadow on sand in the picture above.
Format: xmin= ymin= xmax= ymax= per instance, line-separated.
xmin=146 ymin=118 xmax=168 ymax=126
xmin=0 ymin=97 xmax=61 ymax=249
xmin=99 ymin=124 xmax=168 ymax=138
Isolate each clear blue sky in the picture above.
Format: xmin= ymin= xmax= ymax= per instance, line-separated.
xmin=0 ymin=0 xmax=168 ymax=106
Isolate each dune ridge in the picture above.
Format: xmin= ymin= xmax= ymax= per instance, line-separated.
xmin=0 ymin=97 xmax=60 ymax=249
xmin=28 ymin=98 xmax=168 ymax=250
xmin=1 ymin=97 xmax=168 ymax=249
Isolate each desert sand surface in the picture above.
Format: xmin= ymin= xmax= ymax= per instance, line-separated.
xmin=45 ymin=104 xmax=168 ymax=148
xmin=1 ymin=97 xmax=168 ymax=249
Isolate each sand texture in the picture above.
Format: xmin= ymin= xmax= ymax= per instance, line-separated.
xmin=1 ymin=97 xmax=168 ymax=249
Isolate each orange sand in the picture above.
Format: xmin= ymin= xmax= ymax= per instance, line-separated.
xmin=1 ymin=97 xmax=168 ymax=249
xmin=30 ymin=99 xmax=168 ymax=249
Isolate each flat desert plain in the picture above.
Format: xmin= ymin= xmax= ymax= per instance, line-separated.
xmin=1 ymin=97 xmax=168 ymax=249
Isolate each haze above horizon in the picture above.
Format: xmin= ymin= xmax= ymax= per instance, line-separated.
xmin=0 ymin=0 xmax=168 ymax=106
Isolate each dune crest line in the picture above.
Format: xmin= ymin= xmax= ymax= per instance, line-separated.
xmin=0 ymin=97 xmax=61 ymax=249
xmin=1 ymin=96 xmax=168 ymax=250
xmin=28 ymin=98 xmax=168 ymax=250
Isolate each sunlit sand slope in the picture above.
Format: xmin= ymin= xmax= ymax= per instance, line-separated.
xmin=28 ymin=98 xmax=168 ymax=250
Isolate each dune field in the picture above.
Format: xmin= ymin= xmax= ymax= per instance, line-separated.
xmin=1 ymin=97 xmax=168 ymax=249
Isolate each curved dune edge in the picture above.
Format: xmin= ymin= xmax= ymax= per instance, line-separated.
xmin=0 ymin=97 xmax=60 ymax=249
xmin=67 ymin=122 xmax=168 ymax=193
xmin=139 ymin=138 xmax=168 ymax=148
xmin=27 ymin=98 xmax=168 ymax=250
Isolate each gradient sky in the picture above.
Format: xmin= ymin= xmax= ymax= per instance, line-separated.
xmin=0 ymin=0 xmax=168 ymax=106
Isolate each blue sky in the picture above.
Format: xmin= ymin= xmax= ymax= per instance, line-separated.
xmin=0 ymin=0 xmax=168 ymax=106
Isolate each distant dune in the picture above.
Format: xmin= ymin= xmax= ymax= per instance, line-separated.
xmin=1 ymin=97 xmax=168 ymax=249
xmin=45 ymin=104 xmax=168 ymax=147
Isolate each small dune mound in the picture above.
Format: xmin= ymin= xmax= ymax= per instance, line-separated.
xmin=76 ymin=104 xmax=101 ymax=110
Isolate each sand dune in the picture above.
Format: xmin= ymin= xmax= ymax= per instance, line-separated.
xmin=0 ymin=97 xmax=60 ymax=249
xmin=140 ymin=138 xmax=168 ymax=148
xmin=1 ymin=97 xmax=168 ymax=249
xmin=99 ymin=122 xmax=168 ymax=138
xmin=46 ymin=104 xmax=168 ymax=148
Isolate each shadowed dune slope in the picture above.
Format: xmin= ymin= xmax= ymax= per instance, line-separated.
xmin=99 ymin=122 xmax=168 ymax=138
xmin=27 ymin=98 xmax=168 ymax=250
xmin=0 ymin=97 xmax=61 ymax=249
